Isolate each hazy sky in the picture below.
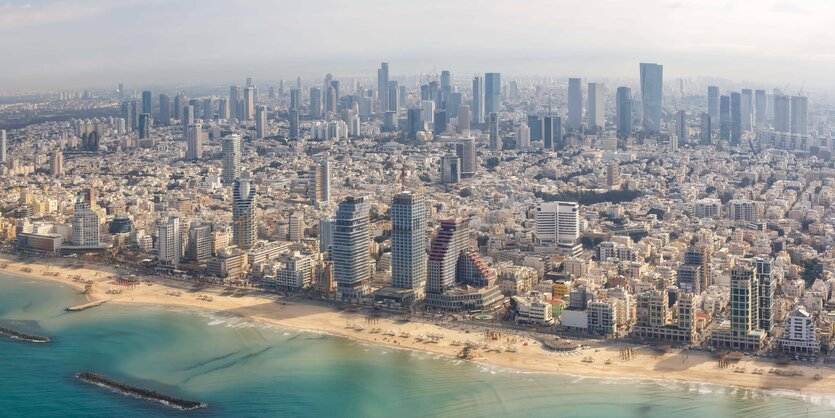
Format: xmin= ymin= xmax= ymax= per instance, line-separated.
xmin=1 ymin=0 xmax=834 ymax=93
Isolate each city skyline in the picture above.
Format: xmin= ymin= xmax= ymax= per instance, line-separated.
xmin=1 ymin=0 xmax=835 ymax=92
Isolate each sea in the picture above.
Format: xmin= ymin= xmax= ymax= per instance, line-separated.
xmin=1 ymin=273 xmax=834 ymax=418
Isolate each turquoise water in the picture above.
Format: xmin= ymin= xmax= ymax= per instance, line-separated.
xmin=1 ymin=274 xmax=834 ymax=417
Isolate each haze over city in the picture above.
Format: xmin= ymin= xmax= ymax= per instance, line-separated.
xmin=2 ymin=0 xmax=835 ymax=92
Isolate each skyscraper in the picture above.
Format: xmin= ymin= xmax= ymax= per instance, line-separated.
xmin=289 ymin=108 xmax=299 ymax=139
xmin=71 ymin=189 xmax=100 ymax=247
xmin=754 ymin=89 xmax=766 ymax=130
xmin=707 ymin=86 xmax=719 ymax=123
xmin=700 ymin=113 xmax=712 ymax=145
xmin=517 ymin=122 xmax=530 ymax=149
xmin=186 ymin=123 xmax=203 ymax=160
xmin=773 ymin=94 xmax=791 ymax=133
xmin=391 ymin=191 xmax=427 ymax=294
xmin=243 ymin=86 xmax=256 ymax=120
xmin=456 ymin=136 xmax=477 ymax=177
xmin=255 ymin=105 xmax=267 ymax=139
xmin=484 ymin=72 xmax=501 ymax=114
xmin=488 ymin=112 xmax=500 ymax=150
xmin=754 ymin=256 xmax=775 ymax=333
xmin=182 ymin=104 xmax=194 ymax=138
xmin=229 ymin=85 xmax=240 ymax=119
xmin=158 ymin=93 xmax=170 ymax=126
xmin=222 ymin=134 xmax=242 ymax=184
xmin=333 ymin=196 xmax=371 ymax=299
xmin=49 ymin=151 xmax=63 ymax=176
xmin=740 ymin=89 xmax=753 ymax=131
xmin=138 ymin=113 xmax=151 ymax=139
xmin=719 ymin=95 xmax=731 ymax=140
xmin=309 ymin=87 xmax=322 ymax=119
xmin=173 ymin=92 xmax=186 ymax=120
xmin=471 ymin=76 xmax=484 ymax=125
xmin=311 ymin=160 xmax=330 ymax=205
xmin=587 ymin=82 xmax=604 ymax=130
xmin=0 ymin=130 xmax=6 ymax=164
xmin=790 ymin=96 xmax=808 ymax=135
xmin=616 ymin=87 xmax=632 ymax=139
xmin=232 ymin=178 xmax=257 ymax=250
xmin=639 ymin=63 xmax=663 ymax=134
xmin=406 ymin=108 xmax=422 ymax=140
xmin=387 ymin=80 xmax=400 ymax=115
xmin=426 ymin=219 xmax=469 ymax=294
xmin=730 ymin=92 xmax=741 ymax=145
xmin=377 ymin=62 xmax=389 ymax=112
xmin=567 ymin=78 xmax=583 ymax=131
xmin=158 ymin=216 xmax=181 ymax=268
xmin=141 ymin=90 xmax=152 ymax=115
xmin=120 ymin=101 xmax=133 ymax=132
xmin=543 ymin=115 xmax=562 ymax=150
xmin=676 ymin=110 xmax=686 ymax=142
xmin=289 ymin=89 xmax=300 ymax=111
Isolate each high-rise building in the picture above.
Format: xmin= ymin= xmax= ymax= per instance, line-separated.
xmin=138 ymin=113 xmax=151 ymax=139
xmin=426 ymin=219 xmax=469 ymax=294
xmin=202 ymin=97 xmax=214 ymax=120
xmin=289 ymin=108 xmax=299 ymax=139
xmin=684 ymin=245 xmax=712 ymax=292
xmin=639 ymin=63 xmax=663 ymax=134
xmin=484 ymin=73 xmax=501 ymax=114
xmin=311 ymin=160 xmax=330 ymax=205
xmin=229 ymin=85 xmax=240 ymax=119
xmin=49 ymin=151 xmax=63 ymax=177
xmin=391 ymin=192 xmax=427 ymax=293
xmin=616 ymin=87 xmax=632 ymax=139
xmin=740 ymin=89 xmax=753 ymax=131
xmin=456 ymin=136 xmax=477 ymax=177
xmin=707 ymin=86 xmax=719 ymax=123
xmin=587 ymin=82 xmax=604 ymax=130
xmin=158 ymin=216 xmax=181 ymax=268
xmin=730 ymin=92 xmax=741 ymax=145
xmin=567 ymin=78 xmax=583 ymax=131
xmin=516 ymin=122 xmax=530 ymax=149
xmin=754 ymin=256 xmax=776 ymax=333
xmin=471 ymin=76 xmax=484 ymax=125
xmin=0 ymin=130 xmax=6 ymax=164
xmin=319 ymin=218 xmax=335 ymax=254
xmin=488 ymin=112 xmax=500 ymax=150
xmin=754 ymin=89 xmax=767 ymax=130
xmin=543 ymin=115 xmax=562 ymax=150
xmin=158 ymin=93 xmax=170 ymax=126
xmin=534 ymin=202 xmax=580 ymax=246
xmin=289 ymin=212 xmax=303 ymax=242
xmin=773 ymin=94 xmax=791 ymax=133
xmin=182 ymin=105 xmax=194 ymax=138
xmin=675 ymin=110 xmax=686 ymax=143
xmin=719 ymin=95 xmax=731 ymax=140
xmin=174 ymin=93 xmax=186 ymax=120
xmin=289 ymin=89 xmax=300 ymax=111
xmin=710 ymin=262 xmax=767 ymax=351
xmin=310 ymin=87 xmax=322 ymax=118
xmin=71 ymin=189 xmax=100 ymax=247
xmin=120 ymin=101 xmax=133 ymax=133
xmin=186 ymin=123 xmax=203 ymax=160
xmin=440 ymin=154 xmax=461 ymax=183
xmin=255 ymin=105 xmax=267 ymax=139
xmin=790 ymin=96 xmax=808 ymax=135
xmin=699 ymin=113 xmax=711 ymax=145
xmin=222 ymin=135 xmax=242 ymax=184
xmin=406 ymin=108 xmax=422 ymax=140
xmin=377 ymin=62 xmax=389 ymax=112
xmin=187 ymin=224 xmax=214 ymax=262
xmin=141 ymin=90 xmax=152 ymax=115
xmin=421 ymin=100 xmax=435 ymax=124
xmin=333 ymin=196 xmax=371 ymax=299
xmin=457 ymin=105 xmax=470 ymax=133
xmin=232 ymin=178 xmax=257 ymax=250
xmin=387 ymin=81 xmax=400 ymax=115
xmin=606 ymin=161 xmax=620 ymax=188
xmin=243 ymin=86 xmax=256 ymax=120
xmin=433 ymin=109 xmax=447 ymax=135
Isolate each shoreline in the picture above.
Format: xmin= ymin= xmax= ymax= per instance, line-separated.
xmin=2 ymin=253 xmax=835 ymax=396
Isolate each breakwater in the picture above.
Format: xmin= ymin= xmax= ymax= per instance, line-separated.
xmin=0 ymin=326 xmax=50 ymax=343
xmin=76 ymin=372 xmax=206 ymax=410
xmin=66 ymin=300 xmax=107 ymax=312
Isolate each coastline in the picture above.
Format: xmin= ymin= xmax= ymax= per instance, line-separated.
xmin=2 ymin=253 xmax=835 ymax=396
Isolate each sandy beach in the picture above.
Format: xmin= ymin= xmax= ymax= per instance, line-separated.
xmin=2 ymin=253 xmax=835 ymax=395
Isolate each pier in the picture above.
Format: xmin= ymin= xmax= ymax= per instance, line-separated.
xmin=66 ymin=300 xmax=107 ymax=312
xmin=0 ymin=326 xmax=50 ymax=343
xmin=76 ymin=372 xmax=206 ymax=410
